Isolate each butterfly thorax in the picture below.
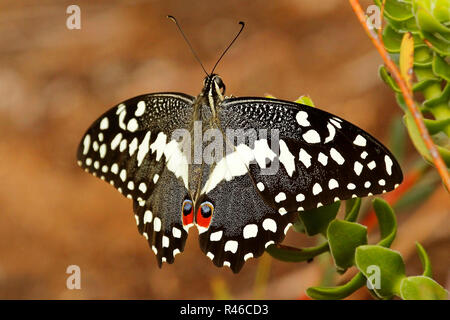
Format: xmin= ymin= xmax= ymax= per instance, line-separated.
xmin=188 ymin=74 xmax=227 ymax=203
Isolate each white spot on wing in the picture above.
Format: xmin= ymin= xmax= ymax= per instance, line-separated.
xmin=354 ymin=161 xmax=363 ymax=176
xmin=313 ymin=183 xmax=322 ymax=195
xmin=143 ymin=210 xmax=152 ymax=224
xmin=330 ymin=148 xmax=345 ymax=165
xmin=324 ymin=123 xmax=336 ymax=143
xmin=274 ymin=192 xmax=286 ymax=203
xmin=82 ymin=134 xmax=91 ymax=155
xmin=256 ymin=182 xmax=265 ymax=191
xmin=172 ymin=227 xmax=182 ymax=238
xmin=353 ymin=135 xmax=367 ymax=147
xmin=135 ymin=101 xmax=146 ymax=117
xmin=129 ymin=137 xmax=138 ymax=156
xmin=296 ymin=111 xmax=310 ymax=126
xmin=162 ymin=236 xmax=169 ymax=248
xmin=302 ymin=129 xmax=321 ymax=144
xmin=385 ymin=155 xmax=393 ymax=175
xmin=254 ymin=139 xmax=276 ymax=169
xmin=244 ymin=253 xmax=254 ymax=261
xmin=224 ymin=240 xmax=238 ymax=253
xmin=153 ymin=217 xmax=161 ymax=232
xmin=100 ymin=117 xmax=109 ymax=130
xmin=127 ymin=118 xmax=138 ymax=132
xmin=111 ymin=163 xmax=119 ymax=174
xmin=111 ymin=133 xmax=122 ymax=150
xmin=150 ymin=132 xmax=167 ymax=161
xmin=99 ymin=144 xmax=107 ymax=159
xmin=137 ymin=131 xmax=151 ymax=166
xmin=279 ymin=140 xmax=295 ymax=177
xmin=329 ymin=118 xmax=342 ymax=128
xmin=262 ymin=218 xmax=277 ymax=233
xmin=299 ymin=148 xmax=312 ymax=168
xmin=120 ymin=169 xmax=126 ymax=182
xmin=139 ymin=182 xmax=147 ymax=193
xmin=328 ymin=179 xmax=339 ymax=190
xmin=318 ymin=152 xmax=328 ymax=166
xmin=243 ymin=224 xmax=258 ymax=239
xmin=210 ymin=230 xmax=223 ymax=241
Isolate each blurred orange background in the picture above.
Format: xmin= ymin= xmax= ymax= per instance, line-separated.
xmin=0 ymin=0 xmax=448 ymax=299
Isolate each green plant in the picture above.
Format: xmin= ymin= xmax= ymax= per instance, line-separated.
xmin=352 ymin=0 xmax=450 ymax=189
xmin=377 ymin=0 xmax=450 ymax=170
xmin=266 ymin=197 xmax=447 ymax=300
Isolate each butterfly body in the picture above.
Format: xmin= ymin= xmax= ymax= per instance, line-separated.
xmin=77 ymin=73 xmax=403 ymax=273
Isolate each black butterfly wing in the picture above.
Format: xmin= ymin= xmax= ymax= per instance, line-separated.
xmin=198 ymin=174 xmax=297 ymax=273
xmin=197 ymin=97 xmax=402 ymax=272
xmin=77 ymin=92 xmax=195 ymax=266
xmin=217 ymin=97 xmax=403 ymax=212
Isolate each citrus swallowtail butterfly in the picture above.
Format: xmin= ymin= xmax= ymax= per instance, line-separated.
xmin=76 ymin=20 xmax=403 ymax=274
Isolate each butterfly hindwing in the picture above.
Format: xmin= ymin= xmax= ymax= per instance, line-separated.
xmin=133 ymin=166 xmax=190 ymax=266
xmin=217 ymin=97 xmax=403 ymax=213
xmin=198 ymin=174 xmax=297 ymax=273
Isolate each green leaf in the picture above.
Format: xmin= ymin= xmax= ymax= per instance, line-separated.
xmin=420 ymin=31 xmax=450 ymax=56
xmin=265 ymin=242 xmax=329 ymax=262
xmin=383 ymin=24 xmax=404 ymax=53
xmin=375 ymin=0 xmax=414 ymax=21
xmin=292 ymin=216 xmax=305 ymax=233
xmin=400 ymin=276 xmax=448 ymax=300
xmin=432 ymin=54 xmax=450 ymax=81
xmin=355 ymin=245 xmax=406 ymax=298
xmin=379 ymin=65 xmax=401 ymax=92
xmin=412 ymin=78 xmax=440 ymax=92
xmin=415 ymin=2 xmax=450 ymax=34
xmin=432 ymin=0 xmax=450 ymax=22
xmin=298 ymin=201 xmax=340 ymax=236
xmin=295 ymin=95 xmax=315 ymax=107
xmin=327 ymin=220 xmax=367 ymax=271
xmin=403 ymin=112 xmax=450 ymax=167
xmin=423 ymin=82 xmax=450 ymax=108
xmin=385 ymin=15 xmax=420 ymax=34
xmin=344 ymin=197 xmax=361 ymax=222
xmin=423 ymin=118 xmax=450 ymax=135
xmin=306 ymin=272 xmax=366 ymax=300
xmin=373 ymin=198 xmax=397 ymax=248
xmin=415 ymin=242 xmax=433 ymax=277
xmin=413 ymin=46 xmax=433 ymax=66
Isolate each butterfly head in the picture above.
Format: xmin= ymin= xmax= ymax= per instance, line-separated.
xmin=202 ymin=74 xmax=226 ymax=103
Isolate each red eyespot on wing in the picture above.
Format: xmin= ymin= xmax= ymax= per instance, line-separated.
xmin=182 ymin=200 xmax=194 ymax=227
xmin=196 ymin=202 xmax=214 ymax=229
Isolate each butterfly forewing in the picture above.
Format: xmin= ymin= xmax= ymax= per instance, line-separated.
xmin=216 ymin=97 xmax=403 ymax=214
xmin=77 ymin=92 xmax=194 ymax=265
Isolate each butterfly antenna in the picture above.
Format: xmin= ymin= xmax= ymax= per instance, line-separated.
xmin=210 ymin=21 xmax=245 ymax=74
xmin=167 ymin=15 xmax=209 ymax=76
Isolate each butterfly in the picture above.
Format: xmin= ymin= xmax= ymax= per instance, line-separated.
xmin=76 ymin=18 xmax=403 ymax=273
